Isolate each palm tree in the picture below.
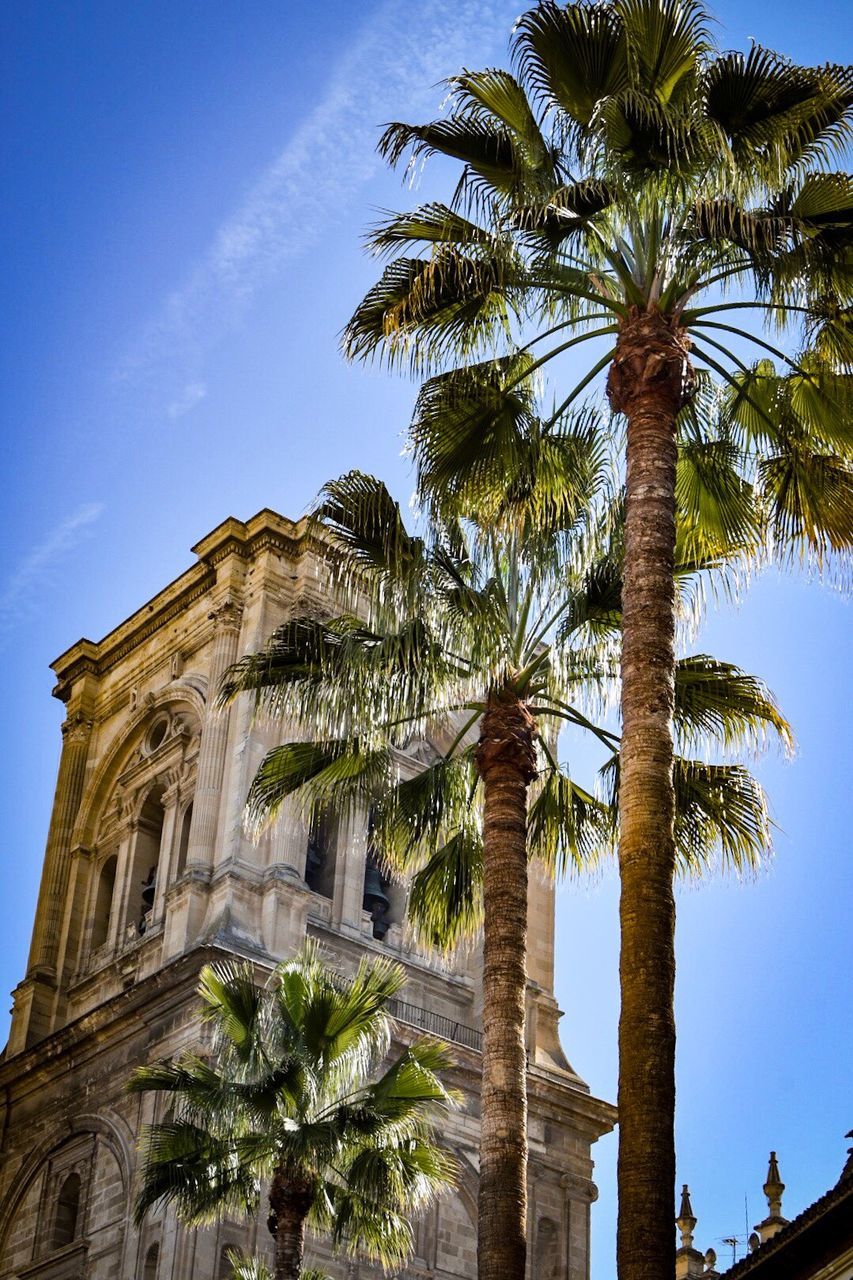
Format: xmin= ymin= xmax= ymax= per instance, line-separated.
xmin=226 ymin=1251 xmax=330 ymax=1280
xmin=221 ymin=459 xmax=791 ymax=1280
xmin=128 ymin=943 xmax=458 ymax=1280
xmin=341 ymin=5 xmax=852 ymax=1275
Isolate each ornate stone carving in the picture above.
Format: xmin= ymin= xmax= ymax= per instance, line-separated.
xmin=209 ymin=598 xmax=243 ymax=632
xmin=60 ymin=712 xmax=93 ymax=744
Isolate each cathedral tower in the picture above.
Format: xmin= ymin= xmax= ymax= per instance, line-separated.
xmin=0 ymin=509 xmax=614 ymax=1279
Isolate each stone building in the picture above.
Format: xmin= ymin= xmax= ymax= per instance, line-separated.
xmin=0 ymin=508 xmax=614 ymax=1279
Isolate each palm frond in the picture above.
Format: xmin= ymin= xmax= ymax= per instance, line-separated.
xmin=674 ymin=655 xmax=793 ymax=753
xmin=527 ymin=766 xmax=611 ymax=875
xmin=673 ymin=757 xmax=773 ymax=873
xmin=514 ymin=1 xmax=629 ymax=129
xmin=246 ymin=740 xmax=393 ymax=836
xmin=367 ymin=204 xmax=494 ymax=256
xmin=342 ymin=248 xmax=520 ymax=371
xmin=704 ymin=46 xmax=853 ymax=174
xmin=407 ymin=829 xmax=484 ymax=951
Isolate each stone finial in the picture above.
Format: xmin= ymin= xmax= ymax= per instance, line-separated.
xmin=755 ymin=1151 xmax=789 ymax=1243
xmin=677 ymin=1184 xmax=698 ymax=1248
xmin=764 ymin=1151 xmax=785 ymax=1215
xmin=703 ymin=1247 xmax=719 ymax=1276
xmin=676 ymin=1185 xmax=705 ymax=1278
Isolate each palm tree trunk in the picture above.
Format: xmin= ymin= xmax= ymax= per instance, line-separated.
xmin=474 ymin=691 xmax=538 ymax=1280
xmin=268 ymin=1171 xmax=314 ymax=1280
xmin=607 ymin=308 xmax=694 ymax=1280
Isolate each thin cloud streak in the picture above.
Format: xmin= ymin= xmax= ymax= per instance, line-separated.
xmin=117 ymin=0 xmax=516 ymax=403
xmin=0 ymin=503 xmax=104 ymax=635
xmin=168 ymin=381 xmax=207 ymax=419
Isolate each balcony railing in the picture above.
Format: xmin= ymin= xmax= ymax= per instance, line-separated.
xmin=388 ymin=997 xmax=482 ymax=1053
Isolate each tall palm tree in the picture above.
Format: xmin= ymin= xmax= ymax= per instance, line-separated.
xmin=221 ymin=460 xmax=791 ymax=1280
xmin=341 ymin=5 xmax=852 ymax=1275
xmin=128 ymin=944 xmax=457 ymax=1280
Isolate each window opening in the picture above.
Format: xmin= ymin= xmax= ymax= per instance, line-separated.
xmin=143 ymin=1242 xmax=160 ymax=1280
xmin=304 ymin=812 xmax=335 ymax=897
xmin=126 ymin=787 xmax=165 ymax=938
xmin=145 ymin=718 xmax=168 ymax=754
xmin=362 ymin=808 xmax=406 ymax=941
xmin=52 ymin=1172 xmax=81 ymax=1249
xmin=175 ymin=802 xmax=193 ymax=877
xmin=91 ymin=855 xmax=117 ymax=950
xmin=362 ymin=853 xmax=392 ymax=940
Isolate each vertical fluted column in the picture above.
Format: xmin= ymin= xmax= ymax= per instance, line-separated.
xmin=333 ymin=803 xmax=370 ymax=933
xmin=27 ymin=709 xmax=94 ymax=976
xmin=151 ymin=776 xmax=182 ymax=923
xmin=185 ymin=600 xmax=243 ymax=868
xmin=269 ymin=796 xmax=311 ymax=877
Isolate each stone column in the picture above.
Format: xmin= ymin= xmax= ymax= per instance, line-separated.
xmin=26 ymin=710 xmax=93 ymax=977
xmin=185 ymin=599 xmax=243 ymax=868
xmin=10 ymin=707 xmax=94 ymax=1051
xmin=151 ymin=776 xmax=182 ymax=923
xmin=110 ymin=818 xmax=140 ymax=949
xmin=333 ymin=804 xmax=370 ymax=934
xmin=268 ymin=793 xmax=310 ymax=878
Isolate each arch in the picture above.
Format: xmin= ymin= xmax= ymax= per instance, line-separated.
xmin=143 ymin=1241 xmax=160 ymax=1280
xmin=450 ymin=1148 xmax=480 ymax=1227
xmin=535 ymin=1215 xmax=560 ymax=1279
xmin=52 ymin=1171 xmax=81 ymax=1248
xmin=73 ymin=687 xmax=205 ymax=849
xmin=218 ymin=1244 xmax=234 ymax=1278
xmin=0 ymin=1112 xmax=132 ymax=1258
xmin=91 ymin=854 xmax=117 ymax=949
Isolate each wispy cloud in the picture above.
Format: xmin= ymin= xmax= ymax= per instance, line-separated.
xmin=168 ymin=380 xmax=207 ymax=419
xmin=117 ymin=0 xmax=517 ymax=409
xmin=0 ymin=503 xmax=104 ymax=636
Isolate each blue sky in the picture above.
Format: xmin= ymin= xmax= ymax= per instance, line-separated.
xmin=1 ymin=1 xmax=851 ymax=1274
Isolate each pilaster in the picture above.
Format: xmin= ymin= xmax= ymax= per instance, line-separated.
xmin=11 ymin=694 xmax=95 ymax=1051
xmin=185 ymin=598 xmax=243 ymax=870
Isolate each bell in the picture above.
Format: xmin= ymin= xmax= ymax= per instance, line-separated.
xmin=140 ymin=867 xmax=156 ymax=910
xmin=362 ymin=864 xmax=390 ymax=914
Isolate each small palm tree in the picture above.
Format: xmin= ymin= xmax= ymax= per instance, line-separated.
xmin=226 ymin=1251 xmax=330 ymax=1280
xmin=129 ymin=944 xmax=458 ymax=1280
xmin=342 ymin=5 xmax=851 ymax=1275
xmin=221 ymin=463 xmax=791 ymax=1280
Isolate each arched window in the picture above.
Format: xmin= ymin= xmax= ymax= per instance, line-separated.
xmin=143 ymin=1242 xmax=159 ymax=1280
xmin=126 ymin=786 xmax=165 ymax=937
xmin=535 ymin=1216 xmax=559 ymax=1279
xmin=218 ymin=1244 xmax=236 ymax=1278
xmin=52 ymin=1172 xmax=81 ymax=1249
xmin=91 ymin=855 xmax=117 ymax=950
xmin=175 ymin=802 xmax=193 ymax=878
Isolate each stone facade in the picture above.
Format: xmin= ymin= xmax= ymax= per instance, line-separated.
xmin=0 ymin=509 xmax=615 ymax=1279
